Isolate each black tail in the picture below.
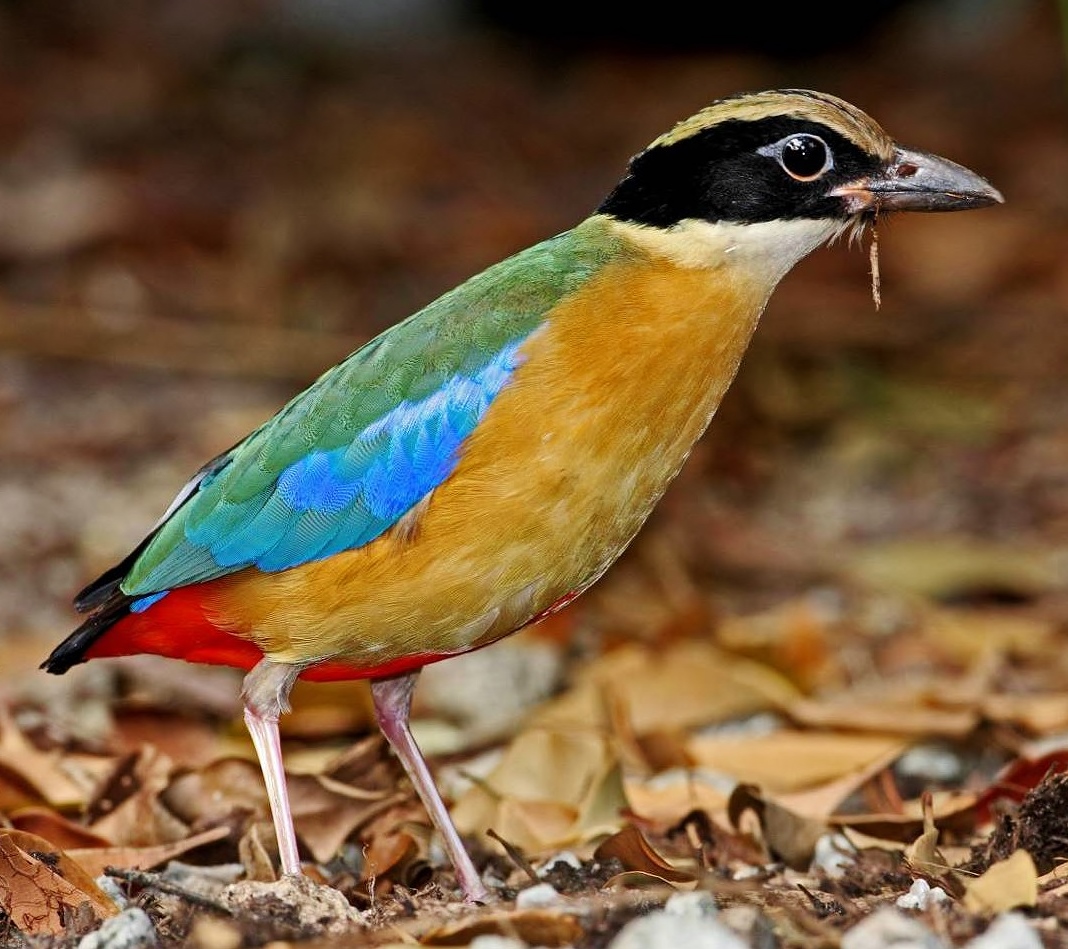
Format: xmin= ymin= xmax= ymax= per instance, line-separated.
xmin=42 ymin=591 xmax=133 ymax=674
xmin=73 ymin=538 xmax=152 ymax=612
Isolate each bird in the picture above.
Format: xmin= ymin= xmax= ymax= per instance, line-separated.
xmin=43 ymin=89 xmax=1001 ymax=903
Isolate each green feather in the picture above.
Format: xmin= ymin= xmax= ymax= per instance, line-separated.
xmin=122 ymin=219 xmax=626 ymax=595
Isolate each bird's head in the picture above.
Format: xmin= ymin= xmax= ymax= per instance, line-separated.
xmin=598 ymin=89 xmax=1002 ymax=283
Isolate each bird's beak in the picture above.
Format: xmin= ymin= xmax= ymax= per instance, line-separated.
xmin=832 ymin=145 xmax=1004 ymax=214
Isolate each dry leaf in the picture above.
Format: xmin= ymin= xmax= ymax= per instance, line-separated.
xmin=0 ymin=707 xmax=89 ymax=808
xmin=831 ymin=792 xmax=979 ymax=843
xmin=533 ymin=641 xmax=798 ymax=736
xmin=239 ymin=820 xmax=279 ymax=882
xmin=290 ymin=775 xmax=403 ymax=863
xmin=922 ymin=608 xmax=1056 ymax=664
xmin=420 ymin=909 xmax=583 ymax=947
xmin=982 ymin=693 xmax=1068 ymax=733
xmin=161 ymin=757 xmax=268 ymax=824
xmin=0 ymin=830 xmax=118 ymax=918
xmin=963 ymin=849 xmax=1038 ymax=913
xmin=845 ymin=539 xmax=1061 ymax=600
xmin=66 ymin=824 xmax=232 ymax=877
xmin=727 ymin=784 xmax=827 ymax=870
xmin=624 ymin=771 xmax=730 ymax=827
xmin=484 ymin=799 xmax=580 ymax=853
xmin=689 ymin=730 xmax=905 ymax=792
xmin=0 ymin=831 xmax=117 ymax=936
xmin=789 ymin=693 xmax=976 ymax=738
xmin=593 ymin=824 xmax=696 ymax=884
xmin=774 ymin=743 xmax=905 ymax=820
xmin=452 ymin=727 xmax=625 ymax=852
xmin=9 ymin=808 xmax=112 ymax=850
xmin=88 ymin=745 xmax=186 ymax=846
xmin=902 ymin=792 xmax=960 ymax=895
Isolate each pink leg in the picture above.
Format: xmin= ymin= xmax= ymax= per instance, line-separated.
xmin=371 ymin=672 xmax=488 ymax=903
xmin=242 ymin=660 xmax=303 ymax=877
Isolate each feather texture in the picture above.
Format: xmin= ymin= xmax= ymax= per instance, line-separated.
xmin=121 ymin=227 xmax=621 ymax=596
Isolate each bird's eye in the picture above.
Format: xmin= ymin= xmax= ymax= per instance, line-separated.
xmin=763 ymin=134 xmax=833 ymax=182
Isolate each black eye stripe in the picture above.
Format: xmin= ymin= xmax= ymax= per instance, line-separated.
xmin=597 ymin=116 xmax=885 ymax=226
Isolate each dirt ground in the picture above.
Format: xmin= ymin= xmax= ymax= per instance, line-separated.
xmin=1 ymin=1 xmax=1068 ymax=946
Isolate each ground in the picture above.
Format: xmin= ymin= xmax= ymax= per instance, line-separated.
xmin=1 ymin=1 xmax=1068 ymax=946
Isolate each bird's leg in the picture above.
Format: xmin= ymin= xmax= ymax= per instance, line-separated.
xmin=370 ymin=671 xmax=489 ymax=903
xmin=242 ymin=658 xmax=304 ymax=877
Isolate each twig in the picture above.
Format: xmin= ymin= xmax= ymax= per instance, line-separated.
xmin=485 ymin=829 xmax=539 ymax=885
xmin=104 ymin=867 xmax=234 ymax=916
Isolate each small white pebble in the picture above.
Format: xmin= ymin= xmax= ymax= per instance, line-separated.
xmin=538 ymin=850 xmax=583 ymax=875
xmin=965 ymin=913 xmax=1042 ymax=949
xmin=664 ymin=890 xmax=719 ymax=919
xmin=77 ymin=908 xmax=157 ymax=949
xmin=95 ymin=876 xmax=129 ymax=909
xmin=896 ymin=879 xmax=949 ymax=911
xmin=812 ymin=833 xmax=857 ymax=878
xmin=842 ymin=908 xmax=947 ymax=949
xmin=515 ymin=882 xmax=563 ymax=908
xmin=609 ymin=910 xmax=747 ymax=949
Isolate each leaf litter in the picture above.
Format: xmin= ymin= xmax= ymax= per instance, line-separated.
xmin=2 ymin=1 xmax=1068 ymax=947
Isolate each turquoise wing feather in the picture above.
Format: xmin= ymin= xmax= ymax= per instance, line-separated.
xmin=121 ymin=224 xmax=621 ymax=597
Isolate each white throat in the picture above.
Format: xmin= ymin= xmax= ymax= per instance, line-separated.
xmin=612 ymin=216 xmax=852 ymax=295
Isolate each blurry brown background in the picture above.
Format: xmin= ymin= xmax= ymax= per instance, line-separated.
xmin=0 ymin=0 xmax=1064 ymax=667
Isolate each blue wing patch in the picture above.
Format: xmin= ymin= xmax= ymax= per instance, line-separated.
xmin=127 ymin=335 xmax=530 ymax=591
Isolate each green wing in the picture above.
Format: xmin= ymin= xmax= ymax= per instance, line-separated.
xmin=118 ymin=221 xmax=624 ymax=598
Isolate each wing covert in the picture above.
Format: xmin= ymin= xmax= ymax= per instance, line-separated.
xmin=117 ymin=224 xmax=620 ymax=597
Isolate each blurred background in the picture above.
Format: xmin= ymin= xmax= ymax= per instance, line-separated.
xmin=0 ymin=0 xmax=1064 ymax=695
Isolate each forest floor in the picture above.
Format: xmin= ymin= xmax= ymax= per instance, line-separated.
xmin=1 ymin=1 xmax=1068 ymax=946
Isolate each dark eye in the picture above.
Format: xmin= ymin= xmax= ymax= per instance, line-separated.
xmin=763 ymin=134 xmax=833 ymax=181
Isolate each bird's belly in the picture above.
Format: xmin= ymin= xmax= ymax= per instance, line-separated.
xmin=210 ymin=430 xmax=685 ymax=668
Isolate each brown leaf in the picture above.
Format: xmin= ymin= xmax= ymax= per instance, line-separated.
xmin=67 ymin=824 xmax=232 ymax=878
xmin=164 ymin=756 xmax=402 ymax=864
xmin=290 ymin=774 xmax=402 ymax=863
xmin=534 ymin=642 xmax=798 ymax=737
xmin=0 ymin=832 xmax=118 ymax=936
xmin=845 ymin=539 xmax=1062 ymax=600
xmin=0 ymin=830 xmax=118 ymax=919
xmin=789 ymin=694 xmax=977 ymax=738
xmin=239 ymin=820 xmax=279 ymax=882
xmin=593 ymin=824 xmax=696 ymax=884
xmin=9 ymin=808 xmax=112 ymax=850
xmin=727 ymin=784 xmax=827 ymax=871
xmin=982 ymin=693 xmax=1068 ymax=733
xmin=452 ymin=727 xmax=624 ymax=852
xmin=773 ymin=743 xmax=905 ymax=820
xmin=420 ymin=909 xmax=583 ymax=947
xmin=689 ymin=730 xmax=906 ymax=792
xmin=623 ymin=773 xmax=729 ymax=828
xmin=161 ymin=757 xmax=267 ymax=825
xmin=362 ymin=828 xmax=418 ymax=884
xmin=0 ymin=707 xmax=90 ymax=808
xmin=88 ymin=745 xmax=186 ymax=846
xmin=903 ymin=792 xmax=958 ymax=893
xmin=830 ymin=792 xmax=979 ymax=843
